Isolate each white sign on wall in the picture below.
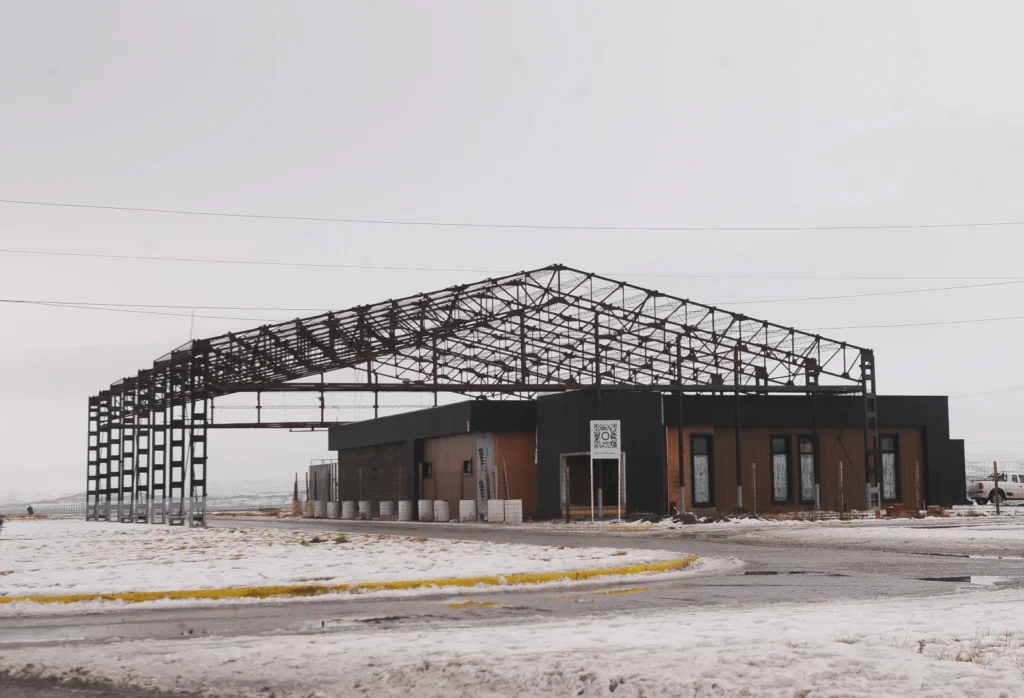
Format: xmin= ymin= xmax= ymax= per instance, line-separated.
xmin=590 ymin=420 xmax=621 ymax=459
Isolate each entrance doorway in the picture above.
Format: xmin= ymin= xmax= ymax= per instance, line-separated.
xmin=559 ymin=452 xmax=622 ymax=518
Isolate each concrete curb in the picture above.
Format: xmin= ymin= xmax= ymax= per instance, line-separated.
xmin=0 ymin=556 xmax=698 ymax=606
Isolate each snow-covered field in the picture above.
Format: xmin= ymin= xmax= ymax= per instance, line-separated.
xmin=536 ymin=513 xmax=1024 ymax=557
xmin=738 ymin=518 xmax=1024 ymax=556
xmin=0 ymin=520 xmax=683 ymax=602
xmin=6 ymin=588 xmax=1024 ymax=697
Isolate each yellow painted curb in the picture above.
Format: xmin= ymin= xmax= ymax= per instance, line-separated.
xmin=609 ymin=525 xmax=655 ymax=532
xmin=0 ymin=556 xmax=698 ymax=606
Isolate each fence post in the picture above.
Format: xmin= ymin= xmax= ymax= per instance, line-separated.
xmin=838 ymin=461 xmax=845 ymax=513
xmin=914 ymin=460 xmax=921 ymax=513
xmin=994 ymin=461 xmax=1001 ymax=515
xmin=751 ymin=462 xmax=757 ymax=516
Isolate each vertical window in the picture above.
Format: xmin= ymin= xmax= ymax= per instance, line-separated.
xmin=691 ymin=435 xmax=713 ymax=507
xmin=798 ymin=436 xmax=815 ymax=504
xmin=463 ymin=459 xmax=473 ymax=476
xmin=771 ymin=436 xmax=790 ymax=504
xmin=880 ymin=436 xmax=900 ymax=501
xmin=422 ymin=462 xmax=432 ymax=479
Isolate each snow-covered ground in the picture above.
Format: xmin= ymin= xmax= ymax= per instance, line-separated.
xmin=5 ymin=587 xmax=1024 ymax=697
xmin=736 ymin=517 xmax=1024 ymax=557
xmin=0 ymin=520 xmax=684 ymax=603
xmin=528 ymin=512 xmax=1024 ymax=557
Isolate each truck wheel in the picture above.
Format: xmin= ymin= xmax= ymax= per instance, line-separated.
xmin=990 ymin=490 xmax=1006 ymax=505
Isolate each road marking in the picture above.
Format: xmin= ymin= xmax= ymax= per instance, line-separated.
xmin=0 ymin=556 xmax=698 ymax=606
xmin=446 ymin=600 xmax=502 ymax=610
xmin=590 ymin=587 xmax=649 ymax=596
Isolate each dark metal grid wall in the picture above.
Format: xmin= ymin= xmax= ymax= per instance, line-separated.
xmin=87 ymin=264 xmax=879 ymax=522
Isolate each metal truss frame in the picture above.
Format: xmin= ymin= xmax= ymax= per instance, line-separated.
xmin=88 ymin=264 xmax=881 ymax=522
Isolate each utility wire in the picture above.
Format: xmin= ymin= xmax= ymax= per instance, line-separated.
xmin=2 ymin=299 xmax=278 ymax=323
xmin=9 ymin=299 xmax=1024 ymax=333
xmin=811 ymin=314 xmax=1024 ymax=331
xmin=951 ymin=386 xmax=1024 ymax=400
xmin=711 ymin=279 xmax=1024 ymax=306
xmin=0 ymin=247 xmax=1020 ymax=282
xmin=4 ymin=197 xmax=1024 ymax=231
xmin=2 ymin=278 xmax=1022 ymax=315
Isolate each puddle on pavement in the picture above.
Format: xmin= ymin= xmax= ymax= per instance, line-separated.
xmin=969 ymin=555 xmax=1024 ymax=561
xmin=917 ymin=576 xmax=1016 ymax=586
xmin=308 ymin=615 xmax=409 ymax=629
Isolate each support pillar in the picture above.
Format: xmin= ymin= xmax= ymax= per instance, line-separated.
xmin=86 ymin=396 xmax=101 ymax=521
xmin=151 ymin=371 xmax=168 ymax=524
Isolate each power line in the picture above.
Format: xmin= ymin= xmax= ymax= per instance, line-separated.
xmin=4 ymin=197 xmax=1024 ymax=232
xmin=1 ymin=299 xmax=278 ymax=323
xmin=0 ymin=248 xmax=503 ymax=275
xmin=712 ymin=279 xmax=1024 ymax=306
xmin=9 ymin=299 xmax=1024 ymax=335
xmin=0 ymin=298 xmax=327 ymax=313
xmin=951 ymin=386 xmax=1024 ymax=400
xmin=811 ymin=315 xmax=1024 ymax=331
xmin=3 ymin=278 xmax=1022 ymax=316
xmin=1 ymin=247 xmax=1022 ymax=282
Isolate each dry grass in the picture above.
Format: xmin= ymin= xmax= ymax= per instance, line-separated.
xmin=333 ymin=534 xmax=349 ymax=545
xmin=835 ymin=635 xmax=860 ymax=645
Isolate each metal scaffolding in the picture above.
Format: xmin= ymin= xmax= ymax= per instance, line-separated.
xmin=86 ymin=264 xmax=879 ymax=524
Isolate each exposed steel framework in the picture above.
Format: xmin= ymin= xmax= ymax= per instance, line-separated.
xmin=86 ymin=264 xmax=879 ymax=524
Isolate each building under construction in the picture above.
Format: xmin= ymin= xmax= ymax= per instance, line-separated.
xmin=85 ymin=265 xmax=965 ymax=525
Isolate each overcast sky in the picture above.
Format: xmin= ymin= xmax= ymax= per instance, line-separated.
xmin=3 ymin=1 xmax=1024 ymax=499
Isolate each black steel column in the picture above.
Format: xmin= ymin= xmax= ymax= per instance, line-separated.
xmin=812 ymin=386 xmax=820 ymax=510
xmin=168 ymin=363 xmax=187 ymax=525
xmin=135 ymin=374 xmax=152 ymax=523
xmin=120 ymin=387 xmax=136 ymax=522
xmin=86 ymin=396 xmax=100 ymax=521
xmin=109 ymin=390 xmax=123 ymax=522
xmin=151 ymin=371 xmax=168 ymax=524
xmin=861 ymin=351 xmax=879 ymax=509
xmin=733 ymin=349 xmax=743 ymax=511
xmin=676 ymin=337 xmax=685 ymax=513
xmin=188 ymin=354 xmax=209 ymax=526
xmin=97 ymin=392 xmax=111 ymax=521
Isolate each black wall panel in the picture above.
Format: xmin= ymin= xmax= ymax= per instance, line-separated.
xmin=536 ymin=391 xmax=666 ymax=518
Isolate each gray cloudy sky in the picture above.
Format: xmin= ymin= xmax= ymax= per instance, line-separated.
xmin=3 ymin=1 xmax=1024 ymax=498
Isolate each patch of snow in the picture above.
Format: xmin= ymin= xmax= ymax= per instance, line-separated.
xmin=0 ymin=520 xmax=685 ymax=603
xmin=6 ymin=588 xmax=1024 ymax=697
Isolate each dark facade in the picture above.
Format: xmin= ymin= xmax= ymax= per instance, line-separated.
xmin=535 ymin=392 xmax=665 ymax=519
xmin=329 ymin=392 xmax=965 ymax=519
xmin=328 ymin=401 xmax=537 ymax=506
xmin=663 ymin=394 xmax=964 ymax=511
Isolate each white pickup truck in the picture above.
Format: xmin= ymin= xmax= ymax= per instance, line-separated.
xmin=968 ymin=473 xmax=1024 ymax=505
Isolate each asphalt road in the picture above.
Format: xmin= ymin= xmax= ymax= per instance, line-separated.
xmin=3 ymin=517 xmax=1023 ymax=696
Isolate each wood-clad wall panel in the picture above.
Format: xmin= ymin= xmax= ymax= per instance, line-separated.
xmin=666 ymin=426 xmax=924 ymax=513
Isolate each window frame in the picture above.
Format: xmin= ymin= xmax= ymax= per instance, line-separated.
xmin=463 ymin=459 xmax=473 ymax=476
xmin=690 ymin=434 xmax=715 ymax=508
xmin=770 ymin=435 xmax=792 ymax=505
xmin=797 ymin=435 xmax=817 ymax=504
xmin=422 ymin=461 xmax=433 ymax=479
xmin=879 ymin=434 xmax=901 ymax=503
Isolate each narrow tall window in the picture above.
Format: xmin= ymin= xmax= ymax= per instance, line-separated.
xmin=798 ymin=436 xmax=815 ymax=504
xmin=880 ymin=436 xmax=900 ymax=501
xmin=691 ymin=435 xmax=713 ymax=507
xmin=771 ymin=436 xmax=790 ymax=504
xmin=422 ymin=462 xmax=432 ymax=479
xmin=463 ymin=459 xmax=473 ymax=476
